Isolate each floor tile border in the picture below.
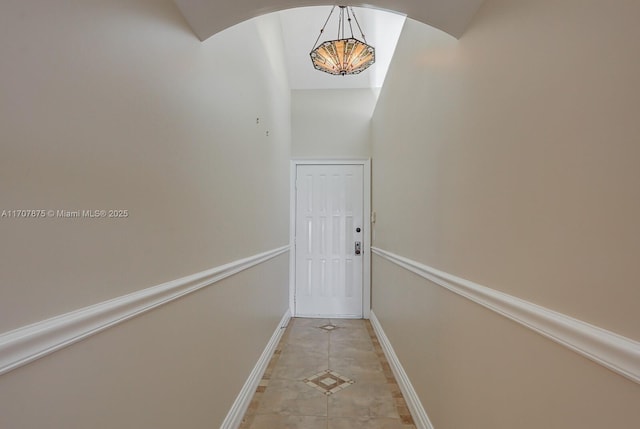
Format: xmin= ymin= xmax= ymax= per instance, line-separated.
xmin=221 ymin=310 xmax=291 ymax=429
xmin=370 ymin=311 xmax=434 ymax=429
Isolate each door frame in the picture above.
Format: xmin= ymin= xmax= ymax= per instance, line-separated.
xmin=289 ymin=159 xmax=371 ymax=319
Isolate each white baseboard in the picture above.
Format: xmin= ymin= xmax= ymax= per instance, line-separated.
xmin=293 ymin=313 xmax=363 ymax=319
xmin=372 ymin=247 xmax=640 ymax=385
xmin=0 ymin=246 xmax=290 ymax=376
xmin=220 ymin=310 xmax=291 ymax=429
xmin=370 ymin=311 xmax=434 ymax=429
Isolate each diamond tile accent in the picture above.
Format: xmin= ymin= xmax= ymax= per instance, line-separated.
xmin=318 ymin=324 xmax=339 ymax=331
xmin=320 ymin=377 xmax=334 ymax=386
xmin=303 ymin=370 xmax=354 ymax=396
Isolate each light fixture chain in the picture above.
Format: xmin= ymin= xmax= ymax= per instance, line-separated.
xmin=350 ymin=7 xmax=368 ymax=43
xmin=346 ymin=6 xmax=355 ymax=39
xmin=311 ymin=5 xmax=336 ymax=50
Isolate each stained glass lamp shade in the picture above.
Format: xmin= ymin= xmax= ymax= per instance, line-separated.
xmin=310 ymin=6 xmax=375 ymax=76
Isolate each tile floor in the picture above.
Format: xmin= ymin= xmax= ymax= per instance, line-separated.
xmin=240 ymin=318 xmax=416 ymax=429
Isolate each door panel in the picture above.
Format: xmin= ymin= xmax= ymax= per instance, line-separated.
xmin=295 ymin=164 xmax=364 ymax=317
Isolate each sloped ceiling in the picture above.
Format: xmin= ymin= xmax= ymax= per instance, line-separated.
xmin=173 ymin=0 xmax=485 ymax=41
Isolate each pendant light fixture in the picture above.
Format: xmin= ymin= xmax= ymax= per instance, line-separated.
xmin=310 ymin=5 xmax=375 ymax=76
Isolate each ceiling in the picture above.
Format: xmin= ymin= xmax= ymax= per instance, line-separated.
xmin=173 ymin=0 xmax=485 ymax=41
xmin=278 ymin=6 xmax=406 ymax=90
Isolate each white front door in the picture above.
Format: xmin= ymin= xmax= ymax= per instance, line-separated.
xmin=295 ymin=164 xmax=364 ymax=318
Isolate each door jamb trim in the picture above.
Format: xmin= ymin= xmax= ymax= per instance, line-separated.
xmin=289 ymin=159 xmax=372 ymax=319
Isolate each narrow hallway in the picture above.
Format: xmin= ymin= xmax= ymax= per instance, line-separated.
xmin=240 ymin=318 xmax=416 ymax=429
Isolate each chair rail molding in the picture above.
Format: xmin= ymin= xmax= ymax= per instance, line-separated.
xmin=372 ymin=247 xmax=640 ymax=385
xmin=0 ymin=245 xmax=290 ymax=376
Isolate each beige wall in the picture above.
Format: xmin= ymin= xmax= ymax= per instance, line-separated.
xmin=371 ymin=0 xmax=640 ymax=427
xmin=0 ymin=254 xmax=289 ymax=429
xmin=373 ymin=256 xmax=640 ymax=428
xmin=291 ymin=89 xmax=378 ymax=159
xmin=0 ymin=0 xmax=290 ymax=427
xmin=0 ymin=0 xmax=290 ymax=333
